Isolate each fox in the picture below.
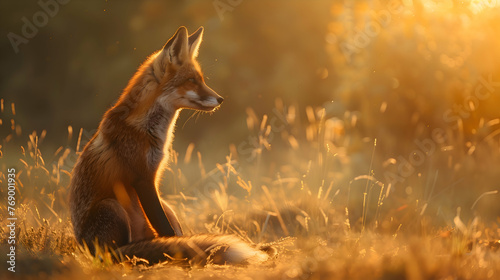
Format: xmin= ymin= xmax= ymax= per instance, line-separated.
xmin=69 ymin=26 xmax=270 ymax=265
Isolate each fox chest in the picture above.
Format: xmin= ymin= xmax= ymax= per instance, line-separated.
xmin=147 ymin=147 xmax=167 ymax=171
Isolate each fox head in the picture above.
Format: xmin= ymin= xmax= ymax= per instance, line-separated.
xmin=148 ymin=26 xmax=223 ymax=112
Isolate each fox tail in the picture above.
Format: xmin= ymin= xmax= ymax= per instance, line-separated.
xmin=117 ymin=234 xmax=272 ymax=266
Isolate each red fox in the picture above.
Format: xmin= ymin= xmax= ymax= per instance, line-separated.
xmin=69 ymin=26 xmax=270 ymax=265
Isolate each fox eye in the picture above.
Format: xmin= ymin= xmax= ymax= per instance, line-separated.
xmin=188 ymin=78 xmax=196 ymax=83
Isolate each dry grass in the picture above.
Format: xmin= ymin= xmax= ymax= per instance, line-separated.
xmin=1 ymin=97 xmax=500 ymax=280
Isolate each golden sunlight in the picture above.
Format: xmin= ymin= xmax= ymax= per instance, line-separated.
xmin=414 ymin=0 xmax=498 ymax=14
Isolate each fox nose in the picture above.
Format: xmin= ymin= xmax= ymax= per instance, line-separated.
xmin=217 ymin=97 xmax=224 ymax=104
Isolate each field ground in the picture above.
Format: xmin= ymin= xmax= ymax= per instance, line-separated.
xmin=1 ymin=99 xmax=500 ymax=280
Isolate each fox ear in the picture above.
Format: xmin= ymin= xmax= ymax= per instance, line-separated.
xmin=188 ymin=26 xmax=204 ymax=58
xmin=163 ymin=26 xmax=189 ymax=65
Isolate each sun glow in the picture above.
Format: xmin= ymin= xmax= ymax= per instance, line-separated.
xmin=470 ymin=0 xmax=499 ymax=13
xmin=413 ymin=0 xmax=499 ymax=14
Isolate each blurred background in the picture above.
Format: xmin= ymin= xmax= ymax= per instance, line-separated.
xmin=2 ymin=0 xmax=500 ymax=227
